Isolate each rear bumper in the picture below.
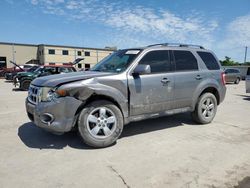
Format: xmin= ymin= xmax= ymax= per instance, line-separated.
xmin=25 ymin=97 xmax=82 ymax=134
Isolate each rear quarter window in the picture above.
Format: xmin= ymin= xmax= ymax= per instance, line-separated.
xmin=197 ymin=51 xmax=220 ymax=70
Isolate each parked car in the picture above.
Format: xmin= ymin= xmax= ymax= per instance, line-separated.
xmin=224 ymin=68 xmax=241 ymax=84
xmin=25 ymin=43 xmax=226 ymax=148
xmin=246 ymin=67 xmax=250 ymax=93
xmin=1 ymin=61 xmax=36 ymax=78
xmin=5 ymin=65 xmax=39 ymax=81
xmin=14 ymin=64 xmax=76 ymax=90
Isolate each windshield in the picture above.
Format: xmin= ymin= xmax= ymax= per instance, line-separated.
xmin=28 ymin=66 xmax=39 ymax=72
xmin=33 ymin=67 xmax=43 ymax=73
xmin=91 ymin=49 xmax=141 ymax=73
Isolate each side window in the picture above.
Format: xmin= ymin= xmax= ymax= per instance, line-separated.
xmin=197 ymin=51 xmax=220 ymax=70
xmin=44 ymin=67 xmax=56 ymax=74
xmin=174 ymin=50 xmax=198 ymax=71
xmin=139 ymin=50 xmax=171 ymax=73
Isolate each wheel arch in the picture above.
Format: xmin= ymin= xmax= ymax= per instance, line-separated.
xmin=73 ymin=94 xmax=128 ymax=128
xmin=199 ymin=87 xmax=220 ymax=105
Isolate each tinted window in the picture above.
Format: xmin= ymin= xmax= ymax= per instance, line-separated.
xmin=48 ymin=49 xmax=55 ymax=55
xmin=247 ymin=68 xmax=250 ymax=75
xmin=174 ymin=50 xmax=198 ymax=71
xmin=62 ymin=50 xmax=68 ymax=55
xmin=58 ymin=67 xmax=74 ymax=73
xmin=77 ymin=51 xmax=82 ymax=56
xmin=139 ymin=50 xmax=171 ymax=73
xmin=197 ymin=51 xmax=220 ymax=70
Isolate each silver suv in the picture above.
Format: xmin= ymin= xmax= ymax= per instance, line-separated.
xmin=26 ymin=43 xmax=226 ymax=148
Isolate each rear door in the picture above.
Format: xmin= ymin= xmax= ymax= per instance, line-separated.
xmin=172 ymin=50 xmax=203 ymax=108
xmin=128 ymin=50 xmax=175 ymax=116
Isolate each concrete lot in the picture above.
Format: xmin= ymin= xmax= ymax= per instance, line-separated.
xmin=0 ymin=79 xmax=250 ymax=188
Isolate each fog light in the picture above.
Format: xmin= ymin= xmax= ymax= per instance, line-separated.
xmin=40 ymin=113 xmax=54 ymax=126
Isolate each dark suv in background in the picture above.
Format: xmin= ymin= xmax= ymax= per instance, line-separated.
xmin=26 ymin=43 xmax=226 ymax=148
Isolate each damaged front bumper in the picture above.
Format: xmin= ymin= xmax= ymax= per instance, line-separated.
xmin=25 ymin=97 xmax=82 ymax=134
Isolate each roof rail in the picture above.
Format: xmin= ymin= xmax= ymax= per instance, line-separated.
xmin=147 ymin=43 xmax=205 ymax=49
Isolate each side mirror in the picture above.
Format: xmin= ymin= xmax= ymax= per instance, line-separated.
xmin=132 ymin=64 xmax=151 ymax=77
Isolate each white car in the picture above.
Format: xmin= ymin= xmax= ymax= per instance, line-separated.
xmin=246 ymin=67 xmax=250 ymax=93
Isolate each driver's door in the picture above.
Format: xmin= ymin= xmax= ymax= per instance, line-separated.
xmin=128 ymin=50 xmax=175 ymax=116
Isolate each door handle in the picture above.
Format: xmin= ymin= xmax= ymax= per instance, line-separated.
xmin=161 ymin=78 xmax=170 ymax=84
xmin=195 ymin=75 xmax=202 ymax=80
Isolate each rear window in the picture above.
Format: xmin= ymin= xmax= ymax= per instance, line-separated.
xmin=197 ymin=51 xmax=220 ymax=70
xmin=174 ymin=50 xmax=198 ymax=71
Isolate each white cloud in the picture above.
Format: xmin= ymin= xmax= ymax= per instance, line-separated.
xmin=29 ymin=0 xmax=218 ymax=47
xmin=215 ymin=14 xmax=250 ymax=62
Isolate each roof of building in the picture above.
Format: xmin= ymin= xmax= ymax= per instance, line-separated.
xmin=0 ymin=42 xmax=115 ymax=51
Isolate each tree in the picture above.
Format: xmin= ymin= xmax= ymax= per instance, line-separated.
xmin=220 ymin=56 xmax=239 ymax=66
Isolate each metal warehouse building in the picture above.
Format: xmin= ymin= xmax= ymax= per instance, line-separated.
xmin=0 ymin=42 xmax=115 ymax=70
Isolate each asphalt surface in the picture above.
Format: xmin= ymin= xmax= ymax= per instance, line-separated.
xmin=0 ymin=79 xmax=250 ymax=188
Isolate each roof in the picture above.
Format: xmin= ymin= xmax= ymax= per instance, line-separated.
xmin=0 ymin=42 xmax=114 ymax=51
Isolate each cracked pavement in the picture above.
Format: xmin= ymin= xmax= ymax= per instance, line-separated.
xmin=0 ymin=80 xmax=250 ymax=188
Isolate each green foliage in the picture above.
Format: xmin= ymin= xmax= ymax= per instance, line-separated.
xmin=220 ymin=56 xmax=239 ymax=66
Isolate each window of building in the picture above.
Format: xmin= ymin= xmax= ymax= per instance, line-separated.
xmin=77 ymin=51 xmax=82 ymax=56
xmin=85 ymin=64 xmax=90 ymax=70
xmin=48 ymin=49 xmax=55 ymax=55
xmin=62 ymin=50 xmax=69 ymax=55
xmin=197 ymin=51 xmax=220 ymax=70
xmin=85 ymin=51 xmax=90 ymax=56
xmin=174 ymin=50 xmax=198 ymax=71
xmin=139 ymin=50 xmax=171 ymax=73
xmin=78 ymin=64 xmax=82 ymax=69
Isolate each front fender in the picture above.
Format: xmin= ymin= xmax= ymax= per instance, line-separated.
xmin=60 ymin=80 xmax=129 ymax=118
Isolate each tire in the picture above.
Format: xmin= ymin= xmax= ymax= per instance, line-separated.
xmin=191 ymin=93 xmax=217 ymax=124
xmin=20 ymin=79 xmax=31 ymax=90
xmin=234 ymin=78 xmax=240 ymax=84
xmin=78 ymin=100 xmax=124 ymax=148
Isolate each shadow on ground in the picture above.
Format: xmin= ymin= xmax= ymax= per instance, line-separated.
xmin=18 ymin=112 xmax=195 ymax=150
xmin=236 ymin=94 xmax=250 ymax=101
xmin=234 ymin=176 xmax=250 ymax=188
xmin=4 ymin=80 xmax=13 ymax=83
xmin=12 ymin=88 xmax=25 ymax=92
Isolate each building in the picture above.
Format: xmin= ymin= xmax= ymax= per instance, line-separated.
xmin=0 ymin=42 xmax=115 ymax=70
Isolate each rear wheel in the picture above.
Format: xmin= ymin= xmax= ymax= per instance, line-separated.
xmin=20 ymin=79 xmax=31 ymax=90
xmin=78 ymin=100 xmax=124 ymax=148
xmin=191 ymin=93 xmax=217 ymax=124
xmin=234 ymin=78 xmax=240 ymax=84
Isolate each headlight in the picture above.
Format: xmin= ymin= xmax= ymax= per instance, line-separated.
xmin=41 ymin=87 xmax=68 ymax=102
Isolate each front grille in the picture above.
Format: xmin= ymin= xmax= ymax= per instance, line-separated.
xmin=28 ymin=85 xmax=41 ymax=104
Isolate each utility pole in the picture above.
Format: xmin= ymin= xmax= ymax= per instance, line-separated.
xmin=244 ymin=46 xmax=248 ymax=63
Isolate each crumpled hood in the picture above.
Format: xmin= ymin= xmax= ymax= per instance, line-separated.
xmin=31 ymin=71 xmax=114 ymax=87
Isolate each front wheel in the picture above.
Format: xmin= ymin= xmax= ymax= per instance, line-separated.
xmin=20 ymin=79 xmax=31 ymax=90
xmin=78 ymin=100 xmax=124 ymax=148
xmin=191 ymin=93 xmax=217 ymax=124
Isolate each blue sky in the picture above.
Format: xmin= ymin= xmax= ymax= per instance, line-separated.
xmin=0 ymin=0 xmax=250 ymax=62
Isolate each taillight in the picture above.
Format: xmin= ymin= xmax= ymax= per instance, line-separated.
xmin=221 ymin=72 xmax=226 ymax=85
